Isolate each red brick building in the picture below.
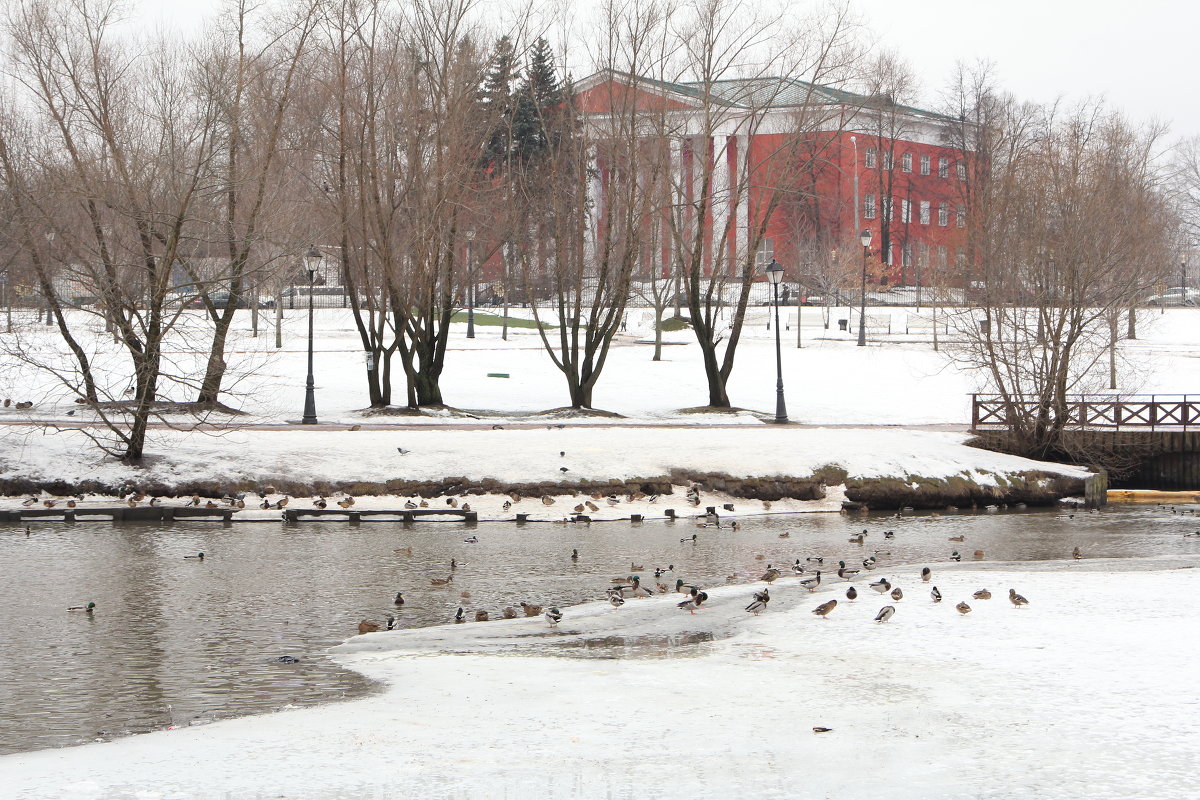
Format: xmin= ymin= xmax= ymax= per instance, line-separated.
xmin=573 ymin=71 xmax=968 ymax=288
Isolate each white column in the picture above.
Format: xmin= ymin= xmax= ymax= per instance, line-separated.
xmin=735 ymin=133 xmax=749 ymax=268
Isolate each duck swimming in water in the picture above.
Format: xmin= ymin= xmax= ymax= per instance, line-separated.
xmin=68 ymin=602 xmax=96 ymax=613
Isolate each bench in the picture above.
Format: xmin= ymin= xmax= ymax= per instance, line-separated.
xmin=905 ymin=313 xmax=949 ymax=334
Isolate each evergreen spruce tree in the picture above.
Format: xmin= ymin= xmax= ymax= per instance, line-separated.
xmin=512 ymin=37 xmax=562 ymax=163
xmin=479 ymin=36 xmax=516 ymax=170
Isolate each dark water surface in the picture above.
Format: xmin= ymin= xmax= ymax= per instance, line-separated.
xmin=1 ymin=505 xmax=1197 ymax=755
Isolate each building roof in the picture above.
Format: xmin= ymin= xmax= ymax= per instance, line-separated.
xmin=576 ymin=70 xmax=956 ymax=123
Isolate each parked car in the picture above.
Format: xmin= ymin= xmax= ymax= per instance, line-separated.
xmin=1146 ymin=287 xmax=1200 ymax=306
xmin=186 ymin=291 xmax=274 ymax=310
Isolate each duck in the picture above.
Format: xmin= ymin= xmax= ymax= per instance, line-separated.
xmin=883 ymin=531 xmax=895 ymax=539
xmin=313 ymin=497 xmax=328 ymax=509
xmin=948 ymin=535 xmax=965 ymax=542
xmin=778 ymin=531 xmax=790 ymax=539
xmin=791 ymin=560 xmax=806 ymax=575
xmin=502 ymin=500 xmax=512 ymax=511
xmin=629 ymin=576 xmax=653 ymax=598
xmin=454 ymin=607 xmax=465 ymax=623
xmin=973 ymin=550 xmax=986 ymax=560
xmin=631 ymin=562 xmax=644 ymax=571
xmin=680 ymin=534 xmax=697 ymax=543
xmin=861 ymin=558 xmax=877 ymax=571
xmin=446 ymin=497 xmax=458 ymax=508
xmin=837 ymin=560 xmax=859 ymax=580
xmin=394 ymin=546 xmax=413 ymax=556
xmin=68 ymin=602 xmax=96 ymax=613
xmin=869 ymin=578 xmax=891 ymax=594
xmin=921 ymin=567 xmax=931 ymax=582
xmin=973 ymin=589 xmax=992 ymax=600
xmin=956 ymin=601 xmax=972 ymax=615
xmin=520 ymin=602 xmax=542 ymax=617
xmin=419 ymin=500 xmax=429 ymax=508
xmin=930 ymin=586 xmax=942 ymax=603
xmin=337 ymin=497 xmax=354 ymax=509
xmin=848 ymin=532 xmax=865 ymax=544
xmin=474 ymin=610 xmax=489 ymax=622
xmin=874 ymin=605 xmax=896 ymax=623
xmin=949 ymin=551 xmax=962 ymax=562
xmin=460 ymin=591 xmax=471 ymax=599
xmin=811 ymin=599 xmax=837 ymax=619
xmin=502 ymin=606 xmax=517 ymax=619
xmin=463 ymin=536 xmax=478 ymax=544
xmin=393 ymin=592 xmax=405 ymax=606
xmin=403 ymin=500 xmax=417 ymax=510
xmin=890 ymin=587 xmax=903 ymax=601
xmin=1009 ymin=588 xmax=1029 ymax=608
xmin=846 ymin=586 xmax=858 ymax=600
xmin=799 ymin=571 xmax=822 ymax=592
xmin=745 ymin=588 xmax=770 ymax=615
xmin=1072 ymin=546 xmax=1082 ymax=560
xmin=760 ymin=567 xmax=781 ymax=583
xmin=545 ymin=608 xmax=563 ymax=627
xmin=184 ymin=553 xmax=205 ymax=560
xmin=386 ymin=615 xmax=395 ymax=630
xmin=730 ymin=521 xmax=740 ymax=531
xmin=586 ymin=501 xmax=600 ymax=512
xmin=607 ymin=589 xmax=625 ymax=607
xmin=21 ymin=496 xmax=38 ymax=507
xmin=571 ymin=548 xmax=579 ymax=561
xmin=357 ymin=620 xmax=380 ymax=635
xmin=430 ymin=575 xmax=453 ymax=586
xmin=806 ymin=556 xmax=824 ymax=564
xmin=461 ymin=503 xmax=471 ymax=513
xmin=273 ymin=497 xmax=289 ymax=509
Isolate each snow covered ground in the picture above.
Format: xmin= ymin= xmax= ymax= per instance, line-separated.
xmin=2 ymin=558 xmax=1195 ymax=799
xmin=6 ymin=303 xmax=1182 ymax=495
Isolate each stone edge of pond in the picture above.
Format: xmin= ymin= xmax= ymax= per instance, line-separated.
xmin=0 ymin=468 xmax=1087 ymax=514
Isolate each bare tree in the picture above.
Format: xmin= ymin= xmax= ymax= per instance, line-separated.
xmin=944 ymin=68 xmax=1174 ymax=458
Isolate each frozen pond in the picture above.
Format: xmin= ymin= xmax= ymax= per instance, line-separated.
xmin=1 ymin=504 xmax=1198 ymax=755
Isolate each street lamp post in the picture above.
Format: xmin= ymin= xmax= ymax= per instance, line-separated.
xmin=1181 ymin=254 xmax=1188 ymax=296
xmin=857 ymin=229 xmax=872 ymax=347
xmin=765 ymin=258 xmax=788 ymax=424
xmin=301 ymin=246 xmax=322 ymax=425
xmin=466 ymin=240 xmax=476 ymax=339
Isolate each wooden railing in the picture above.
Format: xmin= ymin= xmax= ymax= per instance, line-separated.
xmin=971 ymin=394 xmax=1200 ymax=431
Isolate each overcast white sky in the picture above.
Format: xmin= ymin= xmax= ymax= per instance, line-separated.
xmin=130 ymin=0 xmax=1199 ymax=141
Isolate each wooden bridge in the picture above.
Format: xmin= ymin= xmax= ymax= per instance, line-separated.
xmin=971 ymin=394 xmax=1200 ymax=431
xmin=971 ymin=394 xmax=1200 ymax=491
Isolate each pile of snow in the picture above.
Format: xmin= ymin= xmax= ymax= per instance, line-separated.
xmin=2 ymin=558 xmax=1195 ymax=799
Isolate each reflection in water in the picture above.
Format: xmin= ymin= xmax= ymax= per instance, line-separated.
xmin=0 ymin=505 xmax=1197 ymax=754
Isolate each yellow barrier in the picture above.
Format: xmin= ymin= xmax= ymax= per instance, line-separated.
xmin=1107 ymin=489 xmax=1200 ymax=504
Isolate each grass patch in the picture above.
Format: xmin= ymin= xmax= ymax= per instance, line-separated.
xmin=449 ymin=311 xmax=553 ymax=329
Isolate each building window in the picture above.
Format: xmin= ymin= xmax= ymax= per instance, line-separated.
xmin=938 ymin=157 xmax=948 ymax=178
xmin=919 ymin=200 xmax=930 ymax=225
xmin=938 ymin=245 xmax=948 ymax=268
xmin=938 ymin=202 xmax=948 ymax=226
xmin=920 ymin=154 xmax=930 ymax=175
xmin=956 ymin=246 xmax=966 ymax=267
xmin=755 ymin=239 xmax=774 ymax=269
xmin=901 ymin=199 xmax=910 ymax=223
xmin=864 ymin=194 xmax=876 ymax=219
xmin=883 ymin=150 xmax=893 ymax=170
xmin=883 ymin=196 xmax=893 ymax=220
xmin=918 ymin=243 xmax=929 ymax=267
xmin=956 ymin=206 xmax=966 ymax=228
xmin=902 ymin=242 xmax=912 ymax=267
xmin=902 ymin=152 xmax=912 ymax=173
xmin=865 ymin=146 xmax=876 ymax=168
xmin=957 ymin=162 xmax=967 ymax=181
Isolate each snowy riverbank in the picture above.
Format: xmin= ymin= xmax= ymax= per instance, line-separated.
xmin=2 ymin=557 xmax=1196 ymax=799
xmin=0 ymin=425 xmax=1092 ymax=514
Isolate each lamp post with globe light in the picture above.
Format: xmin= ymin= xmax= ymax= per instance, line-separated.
xmin=301 ymin=246 xmax=322 ymax=425
xmin=765 ymin=258 xmax=788 ymax=424
xmin=857 ymin=228 xmax=872 ymax=347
